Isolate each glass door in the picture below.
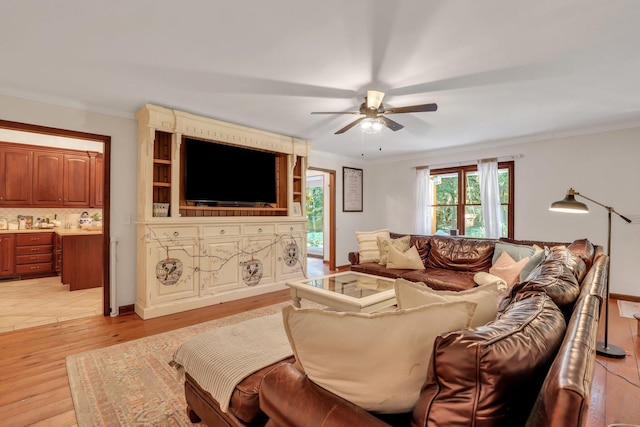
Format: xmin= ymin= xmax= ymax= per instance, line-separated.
xmin=306 ymin=174 xmax=324 ymax=257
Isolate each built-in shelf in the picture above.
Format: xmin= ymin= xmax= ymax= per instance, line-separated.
xmin=153 ymin=182 xmax=171 ymax=187
xmin=153 ymin=159 xmax=172 ymax=165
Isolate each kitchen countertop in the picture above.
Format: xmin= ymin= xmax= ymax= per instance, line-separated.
xmin=0 ymin=227 xmax=102 ymax=236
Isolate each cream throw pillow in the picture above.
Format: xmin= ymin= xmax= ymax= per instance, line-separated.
xmin=282 ymin=302 xmax=477 ymax=413
xmin=394 ymin=278 xmax=500 ymax=327
xmin=473 ymin=272 xmax=508 ymax=291
xmin=386 ymin=244 xmax=424 ymax=269
xmin=377 ymin=235 xmax=411 ymax=265
xmin=489 ymin=250 xmax=529 ymax=287
xmin=355 ymin=229 xmax=390 ymax=263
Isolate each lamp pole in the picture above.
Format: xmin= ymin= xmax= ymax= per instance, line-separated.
xmin=573 ymin=193 xmax=629 ymax=358
xmin=549 ymin=189 xmax=630 ymax=359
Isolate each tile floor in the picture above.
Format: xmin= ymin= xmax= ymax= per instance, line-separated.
xmin=0 ymin=257 xmax=324 ymax=334
xmin=0 ymin=276 xmax=102 ymax=333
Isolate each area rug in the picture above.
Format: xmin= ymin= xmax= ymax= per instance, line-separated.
xmin=617 ymin=300 xmax=640 ymax=319
xmin=66 ymin=301 xmax=303 ymax=427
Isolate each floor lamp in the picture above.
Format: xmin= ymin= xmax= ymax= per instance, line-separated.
xmin=550 ymin=188 xmax=631 ymax=358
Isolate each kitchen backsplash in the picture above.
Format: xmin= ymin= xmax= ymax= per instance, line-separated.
xmin=0 ymin=208 xmax=103 ymax=229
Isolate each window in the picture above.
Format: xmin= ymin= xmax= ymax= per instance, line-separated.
xmin=430 ymin=161 xmax=513 ymax=238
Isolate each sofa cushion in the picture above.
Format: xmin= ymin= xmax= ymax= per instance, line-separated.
xmin=426 ymin=236 xmax=494 ymax=272
xmin=356 ymin=229 xmax=390 ymax=263
xmin=567 ymin=238 xmax=595 ymax=270
xmin=545 ymin=246 xmax=588 ymax=283
xmin=386 ymin=244 xmax=425 ymax=269
xmin=350 ymin=262 xmax=407 ymax=279
xmin=489 ymin=250 xmax=530 ymax=287
xmin=377 ymin=234 xmax=411 ymax=265
xmin=282 ymin=302 xmax=477 ymax=414
xmin=507 ymin=253 xmax=581 ymax=310
xmin=413 ymin=292 xmax=567 ymax=427
xmin=400 ymin=268 xmax=477 ymax=291
xmin=227 ymin=356 xmax=295 ymax=422
xmin=395 ymin=278 xmax=500 ymax=327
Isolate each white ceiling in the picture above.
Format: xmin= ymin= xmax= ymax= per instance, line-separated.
xmin=1 ymin=0 xmax=639 ymax=160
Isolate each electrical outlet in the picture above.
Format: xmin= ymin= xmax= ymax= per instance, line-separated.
xmin=123 ymin=215 xmax=131 ymax=225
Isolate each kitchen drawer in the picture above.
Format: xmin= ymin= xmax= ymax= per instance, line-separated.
xmin=16 ymin=245 xmax=53 ymax=255
xmin=16 ymin=233 xmax=53 ymax=246
xmin=203 ymin=225 xmax=241 ymax=238
xmin=244 ymin=224 xmax=275 ymax=235
xmin=16 ymin=262 xmax=53 ymax=274
xmin=277 ymin=223 xmax=306 ymax=233
xmin=17 ymin=253 xmax=53 ymax=265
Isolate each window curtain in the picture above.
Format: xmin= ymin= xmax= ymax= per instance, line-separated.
xmin=414 ymin=168 xmax=432 ymax=234
xmin=478 ymin=158 xmax=502 ymax=238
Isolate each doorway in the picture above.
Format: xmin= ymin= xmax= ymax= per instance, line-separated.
xmin=0 ymin=120 xmax=111 ymax=330
xmin=306 ymin=168 xmax=336 ymax=271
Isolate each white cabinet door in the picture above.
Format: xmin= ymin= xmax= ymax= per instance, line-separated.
xmin=275 ymin=232 xmax=306 ymax=282
xmin=200 ymin=237 xmax=242 ymax=294
xmin=240 ymin=235 xmax=275 ymax=287
xmin=147 ymin=239 xmax=199 ymax=305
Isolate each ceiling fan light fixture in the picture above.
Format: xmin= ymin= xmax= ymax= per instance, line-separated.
xmin=360 ymin=118 xmax=384 ymax=134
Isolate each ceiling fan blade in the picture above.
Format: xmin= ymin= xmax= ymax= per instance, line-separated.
xmin=383 ymin=103 xmax=438 ymax=114
xmin=311 ymin=111 xmax=360 ymax=115
xmin=366 ymin=90 xmax=385 ymax=110
xmin=379 ymin=115 xmax=404 ymax=132
xmin=335 ymin=117 xmax=366 ymax=134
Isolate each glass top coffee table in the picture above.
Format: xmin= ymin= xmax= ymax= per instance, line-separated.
xmin=286 ymin=271 xmax=396 ymax=313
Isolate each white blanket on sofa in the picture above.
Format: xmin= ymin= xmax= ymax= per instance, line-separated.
xmin=171 ymin=313 xmax=292 ymax=413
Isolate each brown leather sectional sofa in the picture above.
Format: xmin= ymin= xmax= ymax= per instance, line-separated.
xmin=183 ymin=234 xmax=607 ymax=427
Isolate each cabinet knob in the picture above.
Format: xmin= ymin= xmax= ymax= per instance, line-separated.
xmin=220 ymin=229 xmax=225 ymax=235
xmin=31 ymin=237 xmax=39 ymax=241
xmin=258 ymin=228 xmax=263 ymax=233
xmin=173 ymin=231 xmax=179 ymax=237
xmin=290 ymin=226 xmax=294 ymax=231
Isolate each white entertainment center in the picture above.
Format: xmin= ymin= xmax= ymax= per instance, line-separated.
xmin=135 ymin=104 xmax=311 ymax=319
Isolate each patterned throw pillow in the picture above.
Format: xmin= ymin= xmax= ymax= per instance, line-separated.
xmin=377 ymin=235 xmax=411 ymax=265
xmin=355 ymin=229 xmax=390 ymax=263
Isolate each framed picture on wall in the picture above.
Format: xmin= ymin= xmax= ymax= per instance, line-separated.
xmin=343 ymin=166 xmax=363 ymax=212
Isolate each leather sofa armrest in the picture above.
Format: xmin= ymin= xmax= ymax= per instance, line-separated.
xmin=348 ymin=252 xmax=360 ymax=265
xmin=260 ymin=363 xmax=390 ymax=427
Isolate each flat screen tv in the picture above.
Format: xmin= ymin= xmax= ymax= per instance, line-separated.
xmin=184 ymin=138 xmax=278 ymax=206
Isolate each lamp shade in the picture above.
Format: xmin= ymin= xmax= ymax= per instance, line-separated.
xmin=549 ymin=189 xmax=589 ymax=213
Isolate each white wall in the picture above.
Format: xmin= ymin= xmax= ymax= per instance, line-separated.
xmin=0 ymin=94 xmax=138 ymax=308
xmin=368 ymin=127 xmax=640 ymax=297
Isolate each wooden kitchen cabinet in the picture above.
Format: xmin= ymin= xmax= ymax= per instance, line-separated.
xmin=0 ymin=147 xmax=32 ymax=205
xmin=0 ymin=234 xmax=16 ymax=277
xmin=0 ymin=142 xmax=103 ymax=208
xmin=63 ymin=154 xmax=91 ymax=206
xmin=90 ymin=153 xmax=104 ymax=208
xmin=61 ymin=234 xmax=103 ymax=290
xmin=32 ymin=151 xmax=63 ymax=206
xmin=15 ymin=232 xmax=54 ymax=275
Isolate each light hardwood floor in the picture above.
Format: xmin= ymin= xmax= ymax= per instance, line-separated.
xmin=0 ymin=259 xmax=638 ymax=426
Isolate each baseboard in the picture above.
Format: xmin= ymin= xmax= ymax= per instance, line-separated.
xmin=611 ymin=293 xmax=640 ymax=303
xmin=118 ymin=304 xmax=135 ymax=316
xmin=336 ymin=264 xmax=351 ymax=272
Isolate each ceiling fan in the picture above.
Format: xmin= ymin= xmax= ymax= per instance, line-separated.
xmin=311 ymin=90 xmax=437 ymax=134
